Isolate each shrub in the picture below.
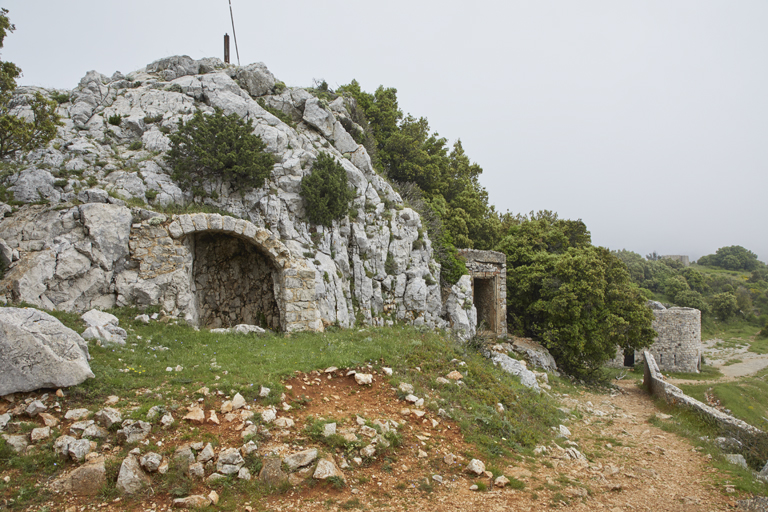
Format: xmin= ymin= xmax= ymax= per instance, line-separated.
xmin=107 ymin=114 xmax=122 ymax=126
xmin=145 ymin=189 xmax=158 ymax=201
xmin=50 ymin=91 xmax=70 ymax=104
xmin=128 ymin=140 xmax=143 ymax=151
xmin=166 ymin=107 xmax=274 ymax=197
xmin=711 ymin=292 xmax=739 ymax=321
xmin=300 ymin=152 xmax=355 ymax=226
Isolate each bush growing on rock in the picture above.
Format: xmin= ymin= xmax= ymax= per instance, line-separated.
xmin=300 ymin=152 xmax=355 ymax=226
xmin=0 ymin=9 xmax=61 ymax=159
xmin=167 ymin=107 xmax=274 ymax=197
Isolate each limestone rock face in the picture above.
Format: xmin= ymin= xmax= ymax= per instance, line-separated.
xmin=0 ymin=56 xmax=476 ymax=338
xmin=489 ymin=352 xmax=540 ymax=392
xmin=0 ymin=307 xmax=94 ymax=395
xmin=236 ymin=62 xmax=276 ymax=97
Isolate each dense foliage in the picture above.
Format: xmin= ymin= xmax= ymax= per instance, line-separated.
xmin=0 ymin=9 xmax=60 ymax=159
xmin=496 ymin=212 xmax=655 ymax=377
xmin=697 ymin=245 xmax=763 ymax=272
xmin=167 ymin=107 xmax=274 ymax=197
xmin=335 ymin=80 xmax=503 ymax=284
xmin=300 ymin=152 xmax=355 ymax=226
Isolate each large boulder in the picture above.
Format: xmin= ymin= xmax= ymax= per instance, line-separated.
xmin=235 ymin=62 xmax=276 ymax=97
xmin=0 ymin=308 xmax=93 ymax=395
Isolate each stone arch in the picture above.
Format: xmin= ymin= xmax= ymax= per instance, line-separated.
xmin=167 ymin=213 xmax=323 ymax=332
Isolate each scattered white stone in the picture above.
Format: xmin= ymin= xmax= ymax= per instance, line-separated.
xmin=259 ymin=386 xmax=271 ymax=397
xmin=398 ymin=383 xmax=414 ymax=394
xmin=313 ymin=457 xmax=345 ymax=481
xmin=183 ymin=408 xmax=205 ymax=424
xmin=140 ymin=452 xmax=163 ymax=472
xmin=231 ymin=392 xmax=246 ymax=410
xmin=355 ymin=373 xmax=373 ymax=385
xmin=495 ymin=476 xmax=510 ymax=488
xmin=30 ymin=426 xmax=51 ymax=442
xmin=382 ymin=367 xmax=393 ymax=376
xmin=323 ymin=422 xmax=337 ymax=437
xmin=65 ymin=408 xmax=90 ymax=420
xmin=557 ymin=425 xmax=571 ymax=438
xmin=361 ymin=444 xmax=376 ymax=458
xmin=135 ymin=314 xmax=150 ymax=324
xmin=261 ymin=408 xmax=277 ymax=423
xmin=238 ymin=467 xmax=252 ymax=480
xmin=446 ymin=371 xmax=463 ymax=380
xmin=284 ymin=448 xmax=318 ymax=470
xmin=274 ymin=417 xmax=294 ymax=429
xmin=241 ymin=440 xmax=258 ymax=456
xmin=466 ymin=459 xmax=486 ymax=475
xmin=160 ymin=413 xmax=174 ymax=428
xmin=25 ymin=400 xmax=47 ymax=416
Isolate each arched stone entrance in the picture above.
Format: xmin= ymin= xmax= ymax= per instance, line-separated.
xmin=166 ymin=213 xmax=323 ymax=332
xmin=192 ymin=232 xmax=280 ymax=330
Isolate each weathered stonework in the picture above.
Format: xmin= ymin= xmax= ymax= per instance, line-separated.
xmin=609 ymin=305 xmax=701 ymax=373
xmin=644 ymin=351 xmax=763 ymax=455
xmin=457 ymin=249 xmax=507 ymax=337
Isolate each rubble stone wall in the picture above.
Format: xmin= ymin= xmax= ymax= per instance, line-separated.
xmin=644 ymin=351 xmax=763 ymax=449
xmin=193 ymin=233 xmax=281 ymax=330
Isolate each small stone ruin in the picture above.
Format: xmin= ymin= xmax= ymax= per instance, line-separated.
xmin=457 ymin=249 xmax=507 ymax=337
xmin=610 ymin=303 xmax=702 ymax=373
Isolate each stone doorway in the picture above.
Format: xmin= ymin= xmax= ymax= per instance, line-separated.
xmin=192 ymin=232 xmax=281 ymax=330
xmin=473 ymin=277 xmax=497 ymax=333
xmin=623 ymin=351 xmax=635 ymax=367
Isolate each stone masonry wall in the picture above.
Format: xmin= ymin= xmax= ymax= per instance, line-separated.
xmin=607 ymin=306 xmax=701 ymax=373
xmin=644 ymin=351 xmax=764 ymax=457
xmin=458 ymin=249 xmax=507 ymax=337
xmin=644 ymin=307 xmax=701 ymax=373
xmin=193 ymin=233 xmax=280 ymax=330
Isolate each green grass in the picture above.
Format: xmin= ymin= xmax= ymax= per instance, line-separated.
xmin=0 ymin=304 xmax=564 ymax=509
xmin=702 ymin=320 xmax=760 ymax=343
xmin=680 ymin=368 xmax=768 ymax=431
xmin=664 ymin=364 xmax=724 ymax=381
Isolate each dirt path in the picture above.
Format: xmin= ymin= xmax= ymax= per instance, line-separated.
xmin=703 ymin=337 xmax=768 ymax=379
xmin=257 ymin=379 xmax=733 ymax=512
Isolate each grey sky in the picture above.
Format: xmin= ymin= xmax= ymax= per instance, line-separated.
xmin=3 ymin=1 xmax=767 ymax=262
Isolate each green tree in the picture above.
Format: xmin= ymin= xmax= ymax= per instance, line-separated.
xmin=664 ymin=275 xmax=690 ymax=300
xmin=698 ymin=246 xmax=763 ymax=272
xmin=710 ymin=292 xmax=738 ymax=321
xmin=167 ymin=107 xmax=274 ymax=196
xmin=497 ymin=217 xmax=655 ymax=377
xmin=674 ymin=289 xmax=710 ymax=314
xmin=0 ymin=9 xmax=60 ymax=159
xmin=300 ymin=152 xmax=355 ymax=226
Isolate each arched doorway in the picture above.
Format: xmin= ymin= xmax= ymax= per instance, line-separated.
xmin=192 ymin=232 xmax=281 ymax=330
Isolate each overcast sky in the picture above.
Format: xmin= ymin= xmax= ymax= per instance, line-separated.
xmin=3 ymin=1 xmax=767 ymax=262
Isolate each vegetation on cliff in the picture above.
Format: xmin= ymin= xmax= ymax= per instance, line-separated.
xmin=167 ymin=107 xmax=274 ymax=198
xmin=0 ymin=9 xmax=60 ymax=159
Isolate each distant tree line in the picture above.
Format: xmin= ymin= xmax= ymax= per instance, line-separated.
xmin=613 ymin=246 xmax=768 ymax=327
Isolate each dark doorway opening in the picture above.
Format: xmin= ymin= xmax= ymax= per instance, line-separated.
xmin=473 ymin=277 xmax=497 ymax=333
xmin=623 ymin=351 xmax=635 ymax=367
xmin=193 ymin=233 xmax=281 ymax=330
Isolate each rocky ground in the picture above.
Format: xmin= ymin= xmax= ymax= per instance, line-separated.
xmin=1 ymin=364 xmax=756 ymax=512
xmin=700 ymin=338 xmax=768 ymax=380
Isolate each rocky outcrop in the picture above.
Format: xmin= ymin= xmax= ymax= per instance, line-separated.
xmin=0 ymin=56 xmax=474 ymax=336
xmin=0 ymin=307 xmax=94 ymax=395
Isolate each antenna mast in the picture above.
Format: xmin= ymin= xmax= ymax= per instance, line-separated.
xmin=228 ymin=0 xmax=241 ymax=66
